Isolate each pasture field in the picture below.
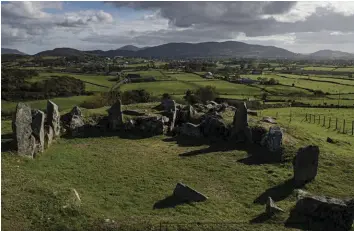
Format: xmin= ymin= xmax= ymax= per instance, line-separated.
xmin=302 ymin=66 xmax=336 ymax=71
xmin=276 ymin=74 xmax=354 ymax=87
xmin=2 ymin=103 xmax=354 ymax=231
xmin=167 ymin=72 xmax=205 ymax=81
xmin=124 ymin=70 xmax=169 ymax=80
xmin=191 ymin=80 xmax=262 ymax=95
xmin=1 ymin=95 xmax=95 ymax=115
xmin=333 ymin=67 xmax=354 ymax=72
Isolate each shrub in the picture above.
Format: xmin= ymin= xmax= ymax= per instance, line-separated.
xmin=184 ymin=86 xmax=219 ymax=104
xmin=121 ymin=89 xmax=152 ymax=104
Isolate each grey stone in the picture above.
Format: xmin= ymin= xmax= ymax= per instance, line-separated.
xmin=69 ymin=115 xmax=85 ymax=137
xmin=47 ymin=100 xmax=60 ymax=138
xmin=287 ymin=189 xmax=354 ymax=231
xmin=179 ymin=123 xmax=202 ymax=138
xmin=44 ymin=125 xmax=54 ymax=149
xmin=266 ymin=197 xmax=284 ymax=215
xmin=200 ymin=115 xmax=228 ymax=139
xmin=70 ymin=106 xmax=82 ymax=117
xmin=124 ymin=119 xmax=135 ymax=131
xmin=135 ymin=116 xmax=167 ymax=135
xmin=108 ymin=100 xmax=123 ymax=130
xmin=162 ymin=99 xmax=176 ymax=112
xmin=293 ymin=145 xmax=319 ymax=186
xmin=12 ymin=103 xmax=36 ymax=157
xmin=206 ymin=100 xmax=218 ymax=106
xmin=261 ymin=126 xmax=283 ymax=152
xmin=31 ymin=109 xmax=45 ymax=153
xmin=232 ymin=102 xmax=252 ymax=143
xmin=233 ymin=102 xmax=248 ymax=132
xmin=173 ymin=183 xmax=208 ymax=202
xmin=261 ymin=116 xmax=277 ymax=124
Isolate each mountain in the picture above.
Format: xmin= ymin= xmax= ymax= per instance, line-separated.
xmin=117 ymin=45 xmax=141 ymax=51
xmin=87 ymin=41 xmax=297 ymax=59
xmin=35 ymin=48 xmax=90 ymax=57
xmin=309 ymin=50 xmax=354 ymax=59
xmin=2 ymin=48 xmax=27 ymax=55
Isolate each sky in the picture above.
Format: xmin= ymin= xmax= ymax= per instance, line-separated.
xmin=2 ymin=1 xmax=354 ymax=55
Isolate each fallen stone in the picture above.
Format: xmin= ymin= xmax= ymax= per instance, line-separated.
xmin=286 ymin=189 xmax=354 ymax=231
xmin=179 ymin=123 xmax=202 ymax=138
xmin=261 ymin=126 xmax=283 ymax=152
xmin=135 ymin=116 xmax=167 ymax=135
xmin=31 ymin=109 xmax=45 ymax=153
xmin=326 ymin=137 xmax=336 ymax=143
xmin=173 ymin=183 xmax=208 ymax=202
xmin=12 ymin=103 xmax=36 ymax=157
xmin=293 ymin=145 xmax=319 ymax=186
xmin=266 ymin=197 xmax=284 ymax=215
xmin=200 ymin=115 xmax=228 ymax=140
xmin=47 ymin=100 xmax=61 ymax=138
xmin=261 ymin=116 xmax=277 ymax=124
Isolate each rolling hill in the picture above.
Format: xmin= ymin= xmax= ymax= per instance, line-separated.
xmin=1 ymin=48 xmax=27 ymax=55
xmin=86 ymin=41 xmax=298 ymax=58
xmin=309 ymin=50 xmax=354 ymax=59
xmin=35 ymin=48 xmax=89 ymax=57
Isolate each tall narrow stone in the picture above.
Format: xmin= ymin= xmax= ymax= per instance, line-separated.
xmin=232 ymin=102 xmax=252 ymax=142
xmin=108 ymin=100 xmax=123 ymax=130
xmin=293 ymin=145 xmax=320 ymax=186
xmin=44 ymin=125 xmax=54 ymax=149
xmin=12 ymin=103 xmax=36 ymax=157
xmin=31 ymin=109 xmax=45 ymax=153
xmin=47 ymin=100 xmax=60 ymax=137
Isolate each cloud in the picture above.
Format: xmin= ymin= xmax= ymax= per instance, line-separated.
xmin=2 ymin=1 xmax=354 ymax=54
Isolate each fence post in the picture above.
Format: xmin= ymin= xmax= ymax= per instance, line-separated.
xmin=352 ymin=121 xmax=354 ymax=135
xmin=335 ymin=118 xmax=338 ymax=130
xmin=328 ymin=117 xmax=331 ymax=129
xmin=318 ymin=115 xmax=321 ymax=125
xmin=305 ymin=113 xmax=308 ymax=121
xmin=323 ymin=116 xmax=326 ymax=127
xmin=343 ymin=119 xmax=346 ymax=134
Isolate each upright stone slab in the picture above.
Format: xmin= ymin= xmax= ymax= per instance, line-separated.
xmin=44 ymin=125 xmax=54 ymax=149
xmin=293 ymin=145 xmax=319 ymax=185
xmin=162 ymin=99 xmax=176 ymax=112
xmin=179 ymin=122 xmax=202 ymax=138
xmin=232 ymin=102 xmax=252 ymax=142
xmin=69 ymin=115 xmax=85 ymax=137
xmin=12 ymin=103 xmax=36 ymax=157
xmin=108 ymin=100 xmax=123 ymax=130
xmin=261 ymin=126 xmax=283 ymax=152
xmin=233 ymin=102 xmax=248 ymax=132
xmin=47 ymin=100 xmax=60 ymax=138
xmin=70 ymin=106 xmax=82 ymax=117
xmin=31 ymin=109 xmax=45 ymax=153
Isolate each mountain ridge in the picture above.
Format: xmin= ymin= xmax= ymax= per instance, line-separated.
xmin=1 ymin=48 xmax=28 ymax=55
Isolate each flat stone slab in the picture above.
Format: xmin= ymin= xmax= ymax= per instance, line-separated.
xmin=261 ymin=116 xmax=277 ymax=124
xmin=173 ymin=182 xmax=208 ymax=202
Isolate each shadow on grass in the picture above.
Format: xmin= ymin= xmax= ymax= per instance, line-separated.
xmin=249 ymin=212 xmax=272 ymax=224
xmin=1 ymin=133 xmax=15 ymax=152
xmin=153 ymin=195 xmax=189 ymax=209
xmin=254 ymin=178 xmax=297 ymax=205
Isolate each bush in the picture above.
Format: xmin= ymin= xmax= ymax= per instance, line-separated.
xmin=121 ymin=89 xmax=152 ymax=104
xmin=184 ymin=86 xmax=219 ymax=104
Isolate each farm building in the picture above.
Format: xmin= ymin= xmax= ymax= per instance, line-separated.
xmin=204 ymin=72 xmax=213 ymax=79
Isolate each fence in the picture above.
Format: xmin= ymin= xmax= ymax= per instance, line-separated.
xmin=304 ymin=113 xmax=354 ymax=135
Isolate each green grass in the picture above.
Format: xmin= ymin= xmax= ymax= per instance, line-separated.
xmin=302 ymin=66 xmax=336 ymax=71
xmin=120 ymin=81 xmax=196 ymax=96
xmin=191 ymin=80 xmax=262 ymax=95
xmin=35 ymin=72 xmax=114 ymax=92
xmin=124 ymin=70 xmax=168 ymax=80
xmin=2 ymin=104 xmax=354 ymax=231
xmin=169 ymin=73 xmax=205 ymax=81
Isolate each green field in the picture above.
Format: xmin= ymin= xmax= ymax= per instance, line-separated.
xmin=120 ymin=81 xmax=196 ymax=96
xmin=2 ymin=103 xmax=354 ymax=231
xmin=1 ymin=95 xmax=94 ymax=115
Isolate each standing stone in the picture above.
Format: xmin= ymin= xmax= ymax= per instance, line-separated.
xmin=233 ymin=102 xmax=248 ymax=132
xmin=70 ymin=106 xmax=82 ymax=117
xmin=44 ymin=125 xmax=54 ymax=149
xmin=293 ymin=145 xmax=320 ymax=186
xmin=266 ymin=197 xmax=284 ymax=215
xmin=47 ymin=100 xmax=60 ymax=138
xmin=12 ymin=103 xmax=36 ymax=157
xmin=162 ymin=99 xmax=176 ymax=112
xmin=232 ymin=102 xmax=252 ymax=142
xmin=261 ymin=126 xmax=283 ymax=152
xmin=31 ymin=109 xmax=45 ymax=153
xmin=108 ymin=100 xmax=123 ymax=130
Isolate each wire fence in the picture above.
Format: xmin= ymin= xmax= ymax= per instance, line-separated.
xmin=304 ymin=113 xmax=354 ymax=135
